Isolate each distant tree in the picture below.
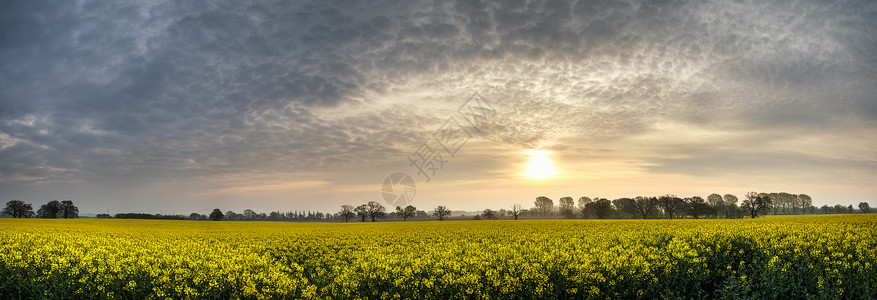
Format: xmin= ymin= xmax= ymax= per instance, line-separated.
xmin=59 ymin=200 xmax=79 ymax=218
xmin=819 ymin=205 xmax=831 ymax=214
xmin=339 ymin=205 xmax=356 ymax=222
xmin=396 ymin=205 xmax=416 ymax=221
xmin=209 ymin=209 xmax=224 ymax=221
xmin=577 ymin=197 xmax=592 ymax=218
xmin=612 ymin=198 xmax=637 ymax=218
xmin=243 ymin=209 xmax=257 ymax=220
xmin=498 ymin=209 xmax=507 ymax=217
xmin=433 ymin=206 xmax=451 ymax=221
xmin=634 ymin=196 xmax=657 ymax=219
xmin=658 ymin=195 xmax=684 ymax=219
xmin=534 ymin=196 xmax=554 ymax=216
xmin=511 ymin=204 xmax=522 ymax=220
xmin=416 ymin=210 xmax=428 ymax=218
xmin=707 ymin=194 xmax=724 ymax=217
xmin=366 ymin=201 xmax=386 ymax=222
xmin=798 ymin=194 xmax=813 ymax=214
xmin=860 ymin=202 xmax=871 ymax=214
xmin=37 ymin=200 xmax=62 ymax=218
xmin=3 ymin=200 xmax=34 ymax=218
xmin=189 ymin=213 xmax=204 ymax=220
xmin=587 ymin=198 xmax=613 ymax=219
xmin=742 ymin=191 xmax=772 ymax=218
xmin=354 ymin=204 xmax=368 ymax=222
xmin=847 ymin=205 xmax=855 ymax=214
xmin=225 ymin=211 xmax=239 ymax=221
xmin=685 ymin=196 xmax=713 ymax=219
xmin=558 ymin=197 xmax=575 ymax=218
xmin=723 ymin=194 xmax=739 ymax=218
xmin=482 ymin=209 xmax=497 ymax=220
xmin=96 ymin=213 xmax=112 ymax=218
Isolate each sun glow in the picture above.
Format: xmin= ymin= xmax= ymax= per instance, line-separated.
xmin=525 ymin=150 xmax=556 ymax=179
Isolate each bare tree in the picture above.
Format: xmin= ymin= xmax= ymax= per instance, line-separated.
xmin=338 ymin=205 xmax=356 ymax=222
xmin=433 ymin=206 xmax=451 ymax=221
xmin=742 ymin=191 xmax=772 ymax=218
xmin=511 ymin=204 xmax=522 ymax=220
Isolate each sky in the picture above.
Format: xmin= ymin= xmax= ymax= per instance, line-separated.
xmin=1 ymin=0 xmax=875 ymax=215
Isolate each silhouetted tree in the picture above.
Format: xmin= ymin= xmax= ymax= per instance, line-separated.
xmin=685 ymin=196 xmax=713 ymax=219
xmin=396 ymin=205 xmax=416 ymax=221
xmin=243 ymin=209 xmax=257 ymax=219
xmin=511 ymin=204 xmax=522 ymax=220
xmin=587 ymin=198 xmax=613 ymax=219
xmin=634 ymin=196 xmax=657 ymax=219
xmin=723 ymin=194 xmax=739 ymax=218
xmin=558 ymin=197 xmax=575 ymax=218
xmin=3 ymin=200 xmax=34 ymax=218
xmin=339 ymin=205 xmax=356 ymax=222
xmin=37 ymin=200 xmax=62 ymax=218
xmin=366 ymin=201 xmax=386 ymax=222
xmin=577 ymin=197 xmax=592 ymax=218
xmin=96 ymin=213 xmax=112 ymax=218
xmin=225 ymin=211 xmax=239 ymax=220
xmin=208 ymin=209 xmax=224 ymax=221
xmin=433 ymin=206 xmax=451 ymax=221
xmin=189 ymin=213 xmax=204 ymax=220
xmin=798 ymin=194 xmax=812 ymax=214
xmin=658 ymin=195 xmax=684 ymax=219
xmin=59 ymin=200 xmax=79 ymax=218
xmin=860 ymin=202 xmax=871 ymax=214
xmin=707 ymin=194 xmax=724 ymax=217
xmin=482 ymin=209 xmax=497 ymax=220
xmin=534 ymin=196 xmax=554 ymax=216
xmin=742 ymin=191 xmax=772 ymax=218
xmin=354 ymin=204 xmax=368 ymax=222
xmin=612 ymin=198 xmax=637 ymax=218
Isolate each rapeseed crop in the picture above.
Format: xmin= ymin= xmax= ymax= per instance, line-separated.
xmin=1 ymin=215 xmax=875 ymax=299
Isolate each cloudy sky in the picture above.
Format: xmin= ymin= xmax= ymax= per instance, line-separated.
xmin=1 ymin=0 xmax=875 ymax=215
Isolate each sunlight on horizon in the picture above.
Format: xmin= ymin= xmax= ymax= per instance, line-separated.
xmin=525 ymin=150 xmax=557 ymax=179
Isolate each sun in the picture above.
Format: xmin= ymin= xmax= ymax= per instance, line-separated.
xmin=525 ymin=150 xmax=557 ymax=179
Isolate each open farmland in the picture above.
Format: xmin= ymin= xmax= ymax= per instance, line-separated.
xmin=1 ymin=215 xmax=875 ymax=299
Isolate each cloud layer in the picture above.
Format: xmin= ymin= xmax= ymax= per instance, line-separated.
xmin=1 ymin=0 xmax=875 ymax=212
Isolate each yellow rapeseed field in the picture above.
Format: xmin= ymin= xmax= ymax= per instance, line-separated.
xmin=1 ymin=215 xmax=875 ymax=299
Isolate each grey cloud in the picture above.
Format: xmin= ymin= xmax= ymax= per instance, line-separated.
xmin=1 ymin=0 xmax=875 ymax=190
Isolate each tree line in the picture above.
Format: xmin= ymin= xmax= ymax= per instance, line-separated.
xmin=6 ymin=193 xmax=871 ymax=222
xmin=2 ymin=200 xmax=79 ymax=218
xmin=519 ymin=192 xmax=872 ymax=219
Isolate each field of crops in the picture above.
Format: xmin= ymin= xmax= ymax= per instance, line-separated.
xmin=1 ymin=215 xmax=875 ymax=299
